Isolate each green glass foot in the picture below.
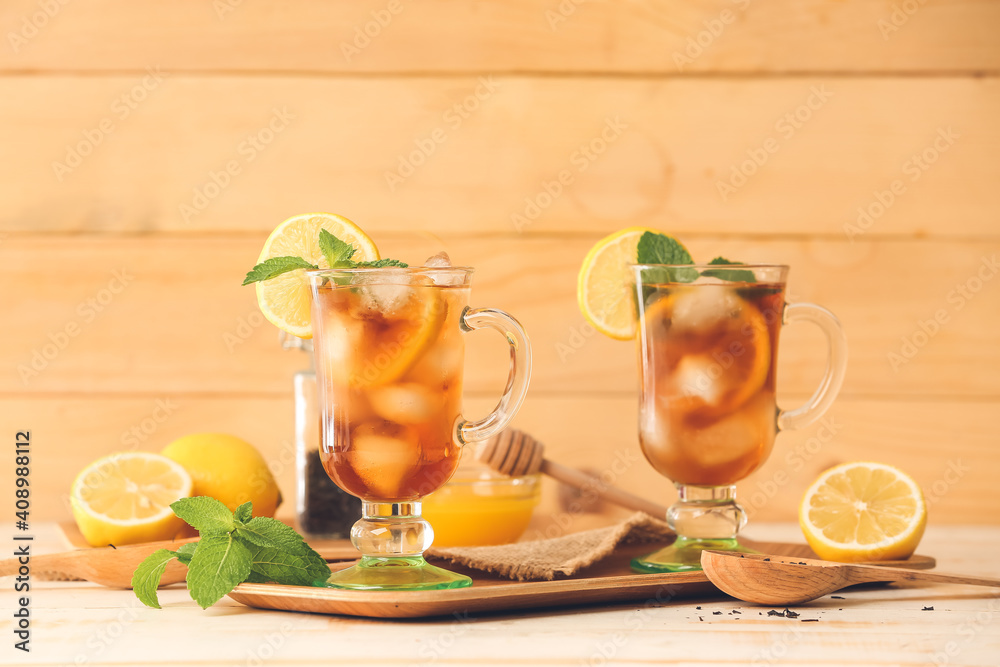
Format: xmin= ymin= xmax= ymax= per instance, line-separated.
xmin=631 ymin=537 xmax=758 ymax=573
xmin=321 ymin=556 xmax=472 ymax=591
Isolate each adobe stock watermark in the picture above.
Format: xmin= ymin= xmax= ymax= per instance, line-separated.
xmin=223 ymin=310 xmax=267 ymax=353
xmin=179 ymin=107 xmax=295 ymax=223
xmin=384 ymin=76 xmax=500 ymax=192
xmin=844 ymin=126 xmax=958 ymax=242
xmin=744 ymin=415 xmax=843 ymax=517
xmin=244 ymin=621 xmax=295 ymax=666
xmin=582 ymin=586 xmax=683 ymax=666
xmin=340 ymin=0 xmax=408 ymax=63
xmin=877 ymin=0 xmax=928 ymax=41
xmin=7 ymin=0 xmax=72 ymax=54
xmin=524 ymin=447 xmax=642 ymax=542
xmin=545 ymin=0 xmax=588 ymax=31
xmin=51 ymin=66 xmax=169 ymax=182
xmin=68 ymin=598 xmax=144 ymax=666
xmin=887 ymin=254 xmax=997 ymax=372
xmin=929 ymin=592 xmax=1000 ymax=666
xmin=511 ymin=116 xmax=629 ymax=232
xmin=120 ymin=398 xmax=180 ymax=449
xmin=555 ymin=321 xmax=598 ymax=362
xmin=672 ymin=0 xmax=751 ymax=71
xmin=715 ymin=85 xmax=833 ymax=202
xmin=406 ymin=612 xmax=476 ymax=666
xmin=17 ymin=268 xmax=134 ymax=385
xmin=213 ymin=0 xmax=244 ymax=20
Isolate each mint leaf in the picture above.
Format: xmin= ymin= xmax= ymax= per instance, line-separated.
xmin=702 ymin=257 xmax=756 ymax=283
xmin=185 ymin=534 xmax=252 ymax=609
xmin=245 ymin=570 xmax=271 ymax=584
xmin=175 ymin=541 xmax=198 ymax=566
xmin=355 ymin=258 xmax=408 ymax=268
xmin=171 ymin=497 xmax=236 ymax=534
xmin=242 ymin=256 xmax=318 ymax=286
xmin=236 ymin=525 xmax=278 ymax=549
xmin=636 ymin=232 xmax=698 ymax=283
xmin=319 ymin=229 xmax=356 ymax=267
xmin=132 ymin=549 xmax=178 ymax=609
xmin=244 ymin=516 xmax=313 ymax=555
xmin=234 ymin=502 xmax=253 ymax=525
xmin=245 ymin=543 xmax=331 ymax=586
xmin=636 ymin=232 xmax=694 ymax=265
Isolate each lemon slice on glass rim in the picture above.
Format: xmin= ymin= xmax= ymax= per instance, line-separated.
xmin=254 ymin=212 xmax=380 ymax=338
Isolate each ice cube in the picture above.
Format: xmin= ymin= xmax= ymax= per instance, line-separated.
xmin=349 ymin=423 xmax=421 ymax=499
xmin=670 ymin=285 xmax=741 ymax=333
xmin=367 ymin=383 xmax=438 ymax=425
xmin=423 ymin=251 xmax=452 ymax=267
xmin=680 ymin=398 xmax=774 ymax=473
xmin=671 ymin=355 xmax=724 ymax=407
xmin=353 ymin=273 xmax=415 ymax=317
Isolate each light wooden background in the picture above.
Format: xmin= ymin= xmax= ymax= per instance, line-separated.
xmin=2 ymin=1 xmax=998 ymax=526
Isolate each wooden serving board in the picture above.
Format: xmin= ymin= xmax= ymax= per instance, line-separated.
xmin=227 ymin=540 xmax=936 ymax=619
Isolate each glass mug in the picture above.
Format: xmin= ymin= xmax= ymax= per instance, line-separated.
xmin=308 ymin=266 xmax=530 ymax=590
xmin=631 ymin=264 xmax=847 ymax=572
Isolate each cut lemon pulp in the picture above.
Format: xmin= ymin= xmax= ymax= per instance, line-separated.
xmin=255 ymin=212 xmax=380 ymax=339
xmin=578 ymin=227 xmax=672 ymax=340
xmin=70 ymin=452 xmax=193 ymax=547
xmin=799 ymin=461 xmax=927 ymax=562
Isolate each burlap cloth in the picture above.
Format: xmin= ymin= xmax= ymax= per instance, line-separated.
xmin=427 ymin=512 xmax=674 ymax=581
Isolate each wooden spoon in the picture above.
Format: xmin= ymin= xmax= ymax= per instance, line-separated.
xmin=701 ymin=550 xmax=1000 ymax=605
xmin=0 ymin=538 xmax=359 ymax=589
xmin=476 ymin=429 xmax=670 ymax=522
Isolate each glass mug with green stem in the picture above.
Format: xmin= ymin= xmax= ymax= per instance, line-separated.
xmin=630 ymin=263 xmax=847 ymax=573
xmin=308 ymin=265 xmax=531 ymax=591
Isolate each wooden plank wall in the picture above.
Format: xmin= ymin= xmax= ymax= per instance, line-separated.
xmin=2 ymin=1 xmax=998 ymax=526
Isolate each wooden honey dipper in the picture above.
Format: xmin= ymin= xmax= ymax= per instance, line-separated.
xmin=475 ymin=429 xmax=671 ymax=523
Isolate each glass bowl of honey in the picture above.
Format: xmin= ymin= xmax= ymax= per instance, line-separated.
xmin=422 ymin=461 xmax=542 ymax=547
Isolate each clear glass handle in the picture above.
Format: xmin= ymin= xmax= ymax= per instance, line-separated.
xmin=777 ymin=302 xmax=848 ymax=431
xmin=456 ymin=306 xmax=532 ymax=444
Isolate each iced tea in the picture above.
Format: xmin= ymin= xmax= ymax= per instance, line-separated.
xmin=312 ymin=275 xmax=469 ymax=502
xmin=637 ymin=282 xmax=785 ymax=486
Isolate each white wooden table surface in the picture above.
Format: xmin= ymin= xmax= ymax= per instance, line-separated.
xmin=2 ymin=522 xmax=999 ymax=667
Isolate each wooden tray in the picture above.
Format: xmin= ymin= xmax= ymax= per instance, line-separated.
xmin=227 ymin=540 xmax=936 ymax=619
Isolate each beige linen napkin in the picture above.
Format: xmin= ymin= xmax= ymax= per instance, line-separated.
xmin=427 ymin=512 xmax=674 ymax=581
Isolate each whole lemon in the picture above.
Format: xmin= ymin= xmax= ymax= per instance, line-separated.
xmin=161 ymin=433 xmax=282 ymax=517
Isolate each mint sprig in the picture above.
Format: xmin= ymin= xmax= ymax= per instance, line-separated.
xmin=131 ymin=497 xmax=331 ymax=609
xmin=635 ymin=233 xmax=755 ymax=283
xmin=242 ymin=230 xmax=407 ymax=286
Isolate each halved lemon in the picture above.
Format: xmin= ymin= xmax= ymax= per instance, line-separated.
xmin=799 ymin=461 xmax=927 ymax=562
xmin=254 ymin=212 xmax=380 ymax=338
xmin=578 ymin=228 xmax=686 ymax=340
xmin=70 ymin=452 xmax=193 ymax=547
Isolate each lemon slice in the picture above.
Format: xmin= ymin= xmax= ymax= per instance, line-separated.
xmin=647 ymin=288 xmax=771 ymax=417
xmin=321 ymin=278 xmax=448 ymax=388
xmin=578 ymin=227 xmax=685 ymax=340
xmin=70 ymin=452 xmax=193 ymax=547
xmin=255 ymin=212 xmax=380 ymax=339
xmin=799 ymin=461 xmax=927 ymax=562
